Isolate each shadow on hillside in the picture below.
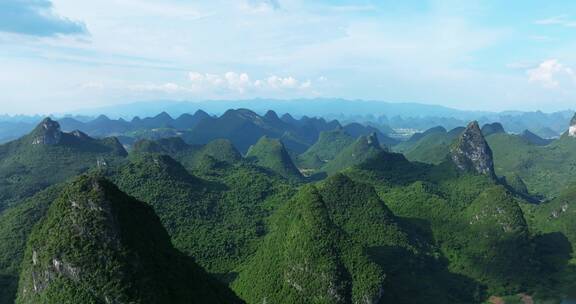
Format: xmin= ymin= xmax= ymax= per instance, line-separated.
xmin=0 ymin=274 xmax=17 ymax=304
xmin=213 ymin=271 xmax=239 ymax=285
xmin=356 ymin=152 xmax=437 ymax=186
xmin=397 ymin=217 xmax=436 ymax=245
xmin=366 ymin=245 xmax=483 ymax=304
xmin=534 ymin=232 xmax=572 ymax=274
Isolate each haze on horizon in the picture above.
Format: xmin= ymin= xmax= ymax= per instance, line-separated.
xmin=1 ymin=0 xmax=576 ymax=115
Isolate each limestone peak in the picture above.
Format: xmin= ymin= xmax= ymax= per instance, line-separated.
xmin=31 ymin=118 xmax=62 ymax=145
xmin=450 ymin=121 xmax=495 ymax=178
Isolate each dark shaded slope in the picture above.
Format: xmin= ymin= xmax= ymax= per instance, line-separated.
xmin=16 ymin=175 xmax=242 ymax=304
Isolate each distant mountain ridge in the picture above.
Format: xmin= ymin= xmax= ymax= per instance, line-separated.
xmin=63 ymin=99 xmax=572 ymax=134
xmin=68 ymin=99 xmax=471 ymax=119
xmin=0 ymin=100 xmax=572 ymax=144
xmin=43 ymin=109 xmax=398 ymax=155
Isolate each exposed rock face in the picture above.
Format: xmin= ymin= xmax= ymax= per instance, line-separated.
xmin=17 ymin=175 xmax=242 ymax=304
xmin=70 ymin=130 xmax=90 ymax=140
xmin=569 ymin=114 xmax=576 ymax=137
xmin=450 ymin=121 xmax=496 ymax=178
xmin=366 ymin=132 xmax=380 ymax=148
xmin=31 ymin=118 xmax=62 ymax=145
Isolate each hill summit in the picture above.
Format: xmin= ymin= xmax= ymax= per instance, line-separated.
xmin=246 ymin=136 xmax=302 ymax=180
xmin=450 ymin=121 xmax=495 ymax=178
xmin=322 ymin=132 xmax=384 ymax=175
xmin=16 ymin=174 xmax=241 ymax=304
xmin=30 ymin=118 xmax=62 ymax=145
xmin=481 ymin=122 xmax=505 ymax=137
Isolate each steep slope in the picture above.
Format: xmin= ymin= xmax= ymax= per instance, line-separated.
xmin=393 ymin=126 xmax=462 ymax=164
xmin=233 ymin=185 xmax=351 ymax=304
xmin=109 ymin=153 xmax=294 ymax=273
xmin=233 ymin=175 xmax=478 ymax=303
xmin=342 ymin=122 xmax=399 ymax=147
xmin=183 ymin=109 xmax=295 ymax=153
xmin=400 ymin=126 xmax=447 ymax=146
xmin=344 ymin=146 xmax=541 ymax=299
xmin=297 ymin=128 xmax=355 ymax=169
xmin=569 ymin=113 xmax=576 ymax=137
xmin=450 ymin=121 xmax=496 ymax=178
xmin=132 ymin=111 xmax=174 ymax=129
xmin=317 ymin=175 xmax=478 ymax=303
xmin=132 ymin=137 xmax=241 ymax=170
xmin=459 ymin=186 xmax=534 ymax=292
xmin=171 ymin=110 xmax=212 ymax=129
xmin=523 ymin=184 xmax=576 ymax=244
xmin=16 ymin=175 xmax=241 ymax=304
xmin=0 ymin=118 xmax=127 ymax=210
xmin=520 ymin=130 xmax=553 ymax=146
xmin=59 ymin=115 xmax=131 ymax=137
xmin=504 ymin=173 xmax=530 ymax=196
xmin=246 ymin=136 xmax=303 ymax=180
xmin=481 ymin=122 xmax=505 ymax=137
xmin=0 ymin=186 xmax=63 ymax=304
xmin=486 ymin=117 xmax=576 ymax=198
xmin=59 ymin=110 xmax=211 ymax=139
xmin=322 ymin=133 xmax=383 ymax=175
xmin=182 ymin=108 xmax=391 ymax=154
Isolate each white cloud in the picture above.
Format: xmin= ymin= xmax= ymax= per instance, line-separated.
xmin=535 ymin=16 xmax=576 ymax=28
xmin=187 ymin=71 xmax=312 ymax=94
xmin=128 ymin=82 xmax=189 ymax=93
xmin=527 ymin=59 xmax=576 ymax=88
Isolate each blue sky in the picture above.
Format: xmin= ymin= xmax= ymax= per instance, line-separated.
xmin=1 ymin=0 xmax=576 ymax=114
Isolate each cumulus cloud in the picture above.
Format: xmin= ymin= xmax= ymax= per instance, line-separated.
xmin=527 ymin=59 xmax=576 ymax=89
xmin=0 ymin=0 xmax=87 ymax=36
xmin=188 ymin=71 xmax=312 ymax=93
xmin=82 ymin=71 xmax=316 ymax=98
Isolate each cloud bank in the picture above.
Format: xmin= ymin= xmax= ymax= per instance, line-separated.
xmin=187 ymin=72 xmax=312 ymax=94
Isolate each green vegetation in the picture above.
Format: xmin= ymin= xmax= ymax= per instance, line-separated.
xmin=487 ymin=132 xmax=576 ymax=198
xmin=233 ymin=185 xmax=351 ymax=304
xmin=16 ymin=175 xmax=242 ymax=304
xmin=520 ymin=130 xmax=552 ymax=146
xmin=322 ymin=133 xmax=383 ymax=175
xmin=233 ymin=174 xmax=480 ymax=303
xmin=297 ymin=128 xmax=354 ymax=169
xmin=132 ymin=137 xmax=241 ymax=170
xmin=0 ymin=186 xmax=63 ymax=304
xmin=109 ymin=153 xmax=295 ymax=274
xmin=0 ymin=118 xmax=127 ymax=211
xmin=5 ymin=112 xmax=576 ymax=303
xmin=246 ymin=136 xmax=303 ymax=180
xmin=481 ymin=122 xmax=505 ymax=137
xmin=344 ymin=151 xmax=550 ymax=298
xmin=393 ymin=127 xmax=461 ymax=164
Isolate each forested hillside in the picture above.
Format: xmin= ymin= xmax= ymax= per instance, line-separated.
xmin=1 ymin=111 xmax=576 ymax=304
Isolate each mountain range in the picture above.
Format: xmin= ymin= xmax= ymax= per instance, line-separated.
xmin=0 ymin=99 xmax=573 ymax=144
xmin=2 ymin=108 xmax=576 ymax=303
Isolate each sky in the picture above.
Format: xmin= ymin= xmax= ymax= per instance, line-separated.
xmin=1 ymin=0 xmax=576 ymax=114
